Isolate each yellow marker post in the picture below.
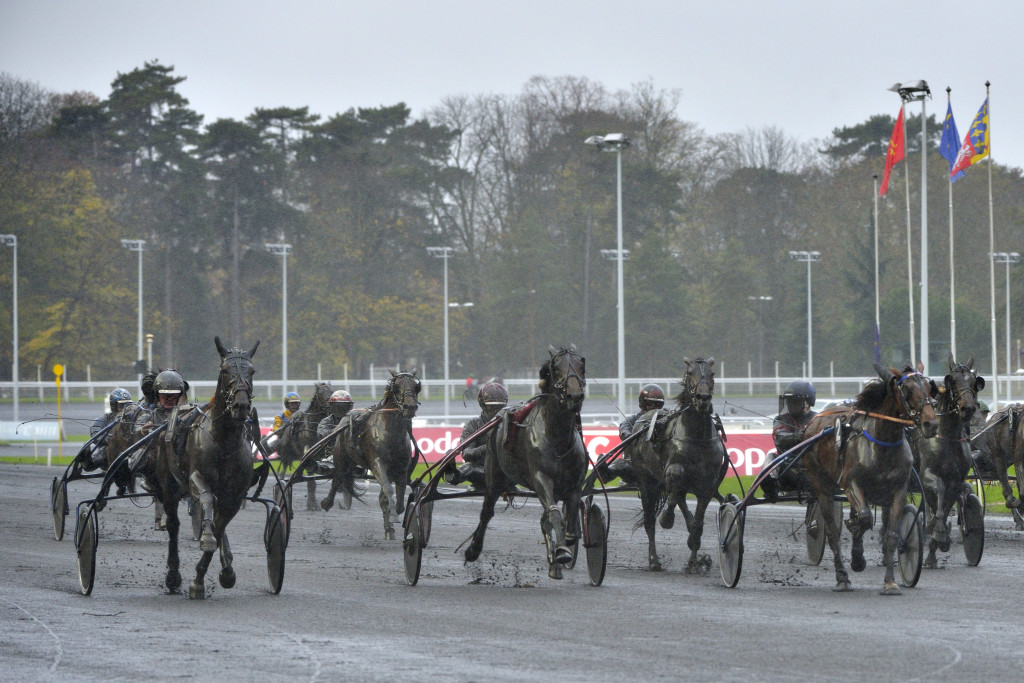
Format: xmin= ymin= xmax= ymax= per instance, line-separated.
xmin=53 ymin=364 xmax=64 ymax=459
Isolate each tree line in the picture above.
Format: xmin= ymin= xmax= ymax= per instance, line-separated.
xmin=1 ymin=63 xmax=1022 ymax=386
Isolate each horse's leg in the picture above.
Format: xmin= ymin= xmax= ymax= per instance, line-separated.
xmin=218 ymin=529 xmax=235 ymax=589
xmin=465 ymin=485 xmax=500 ymax=563
xmin=844 ymin=481 xmax=872 ymax=573
xmin=306 ymin=478 xmax=318 ymax=511
xmin=319 ymin=448 xmax=342 ymax=511
xmin=684 ymin=496 xmax=712 ymax=575
xmin=659 ymin=462 xmax=684 ymax=529
xmin=189 ymin=470 xmax=217 ymax=553
xmin=880 ymin=492 xmax=905 ymax=595
xmin=922 ymin=469 xmax=947 ymax=552
xmin=154 ymin=499 xmax=167 ymax=531
xmin=814 ymin=486 xmax=850 ymax=591
xmin=993 ymin=449 xmax=1020 ymax=510
xmin=638 ymin=478 xmax=662 ymax=571
xmin=250 ymin=461 xmax=270 ymax=501
xmin=369 ymin=459 xmax=396 ymax=540
xmin=164 ymin=497 xmax=181 ymax=592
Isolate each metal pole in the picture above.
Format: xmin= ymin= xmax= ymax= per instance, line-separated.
xmin=282 ymin=247 xmax=288 ymax=393
xmin=920 ymin=96 xmax=929 ymax=374
xmin=2 ymin=235 xmax=19 ymax=421
xmin=443 ymin=251 xmax=450 ymax=422
xmin=872 ymin=175 xmax=880 ymax=363
xmin=948 ymin=90 xmax=957 ymax=359
xmin=1007 ymin=258 xmax=1012 ymax=379
xmin=615 ymin=147 xmax=626 ymax=408
xmin=137 ymin=246 xmax=143 ymax=378
xmin=986 ymin=82 xmax=998 ymax=409
xmin=902 ymin=105 xmax=917 ymax=370
xmin=806 ymin=257 xmax=813 ymax=381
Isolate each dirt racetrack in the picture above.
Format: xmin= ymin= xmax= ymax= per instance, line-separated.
xmin=3 ymin=463 xmax=1024 ymax=681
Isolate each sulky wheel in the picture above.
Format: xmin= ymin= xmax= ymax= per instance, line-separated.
xmin=959 ymin=493 xmax=985 ymax=567
xmin=189 ymin=496 xmax=203 ymax=541
xmin=897 ymin=503 xmax=923 ymax=588
xmin=417 ymin=499 xmax=434 ymax=547
xmin=804 ymin=500 xmax=826 ymax=566
xmin=265 ymin=505 xmax=288 ymax=594
xmin=403 ymin=513 xmax=423 ymax=586
xmin=717 ymin=502 xmax=744 ymax=588
xmin=585 ymin=503 xmax=607 ymax=586
xmin=273 ymin=482 xmax=294 ymax=522
xmin=76 ymin=505 xmax=99 ymax=596
xmin=51 ymin=477 xmax=68 ymax=541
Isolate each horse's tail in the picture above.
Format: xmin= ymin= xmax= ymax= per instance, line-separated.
xmin=341 ymin=476 xmax=366 ymax=504
xmin=633 ymin=485 xmax=670 ymax=532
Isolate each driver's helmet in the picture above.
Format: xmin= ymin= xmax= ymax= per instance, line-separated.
xmin=140 ymin=369 xmax=158 ymax=404
xmin=154 ymin=370 xmax=185 ymax=396
xmin=283 ymin=391 xmax=301 ymax=412
xmin=638 ymin=384 xmax=666 ymax=412
xmin=779 ymin=380 xmax=816 ymax=415
xmin=109 ymin=388 xmax=133 ymax=413
xmin=478 ymin=382 xmax=508 ymax=411
xmin=328 ymin=390 xmax=353 ymax=419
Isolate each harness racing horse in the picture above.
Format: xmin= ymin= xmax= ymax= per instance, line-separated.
xmin=466 ymin=345 xmax=588 ymax=580
xmin=626 ymin=357 xmax=728 ymax=573
xmin=274 ymin=381 xmax=333 ymax=510
xmin=320 ymin=369 xmax=420 ymax=539
xmin=150 ymin=337 xmax=260 ymax=599
xmin=972 ymin=402 xmax=1024 ymax=530
xmin=803 ymin=364 xmax=937 ymax=594
xmin=909 ymin=355 xmax=983 ymax=567
xmin=102 ymin=402 xmax=162 ymax=526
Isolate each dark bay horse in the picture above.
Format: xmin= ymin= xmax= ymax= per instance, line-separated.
xmin=625 ymin=357 xmax=728 ymax=573
xmin=909 ymin=355 xmax=983 ymax=567
xmin=102 ymin=402 xmax=161 ymax=526
xmin=972 ymin=402 xmax=1024 ymax=529
xmin=150 ymin=337 xmax=259 ymax=599
xmin=466 ymin=346 xmax=587 ymax=580
xmin=320 ymin=369 xmax=420 ymax=539
xmin=803 ymin=364 xmax=937 ymax=594
xmin=274 ymin=381 xmax=333 ymax=510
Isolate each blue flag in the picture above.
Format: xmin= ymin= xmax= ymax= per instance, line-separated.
xmin=939 ymin=101 xmax=966 ymax=182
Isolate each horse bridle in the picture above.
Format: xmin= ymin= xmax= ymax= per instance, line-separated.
xmin=220 ymin=352 xmax=254 ymax=415
xmin=387 ymin=373 xmax=421 ymax=414
xmin=892 ymin=371 xmax=933 ymax=429
xmin=682 ymin=359 xmax=714 ymax=410
xmin=939 ymin=364 xmax=978 ymax=419
xmin=548 ymin=349 xmax=586 ymax=401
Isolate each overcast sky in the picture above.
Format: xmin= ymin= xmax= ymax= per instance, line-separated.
xmin=3 ymin=1 xmax=1023 ymax=172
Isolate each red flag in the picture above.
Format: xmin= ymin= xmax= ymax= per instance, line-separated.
xmin=879 ymin=106 xmax=905 ymax=196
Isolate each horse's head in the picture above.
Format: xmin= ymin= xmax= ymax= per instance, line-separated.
xmin=540 ymin=345 xmax=586 ymax=412
xmin=874 ymin=363 xmax=938 ymax=438
xmin=311 ymin=381 xmax=334 ymax=413
xmin=944 ymin=353 xmax=984 ymax=423
xmin=679 ymin=356 xmax=715 ymax=414
xmin=386 ymin=368 xmax=421 ymax=419
xmin=214 ymin=336 xmax=259 ymax=421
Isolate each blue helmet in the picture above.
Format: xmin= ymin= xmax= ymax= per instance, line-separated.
xmin=284 ymin=392 xmax=301 ymax=409
xmin=109 ymin=388 xmax=132 ymax=412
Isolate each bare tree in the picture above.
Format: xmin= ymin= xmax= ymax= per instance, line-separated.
xmin=0 ymin=73 xmax=58 ymax=140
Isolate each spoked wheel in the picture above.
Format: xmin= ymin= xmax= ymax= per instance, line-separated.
xmin=718 ymin=502 xmax=745 ymax=588
xmin=273 ymin=482 xmax=293 ymax=522
xmin=417 ymin=499 xmax=434 ymax=547
xmin=265 ymin=505 xmax=288 ymax=594
xmin=51 ymin=477 xmax=68 ymax=541
xmin=189 ymin=496 xmax=203 ymax=541
xmin=585 ymin=503 xmax=607 ymax=586
xmin=959 ymin=493 xmax=985 ymax=566
xmin=76 ymin=505 xmax=99 ymax=596
xmin=403 ymin=513 xmax=423 ymax=586
xmin=897 ymin=503 xmax=923 ymax=588
xmin=805 ymin=501 xmax=826 ymax=566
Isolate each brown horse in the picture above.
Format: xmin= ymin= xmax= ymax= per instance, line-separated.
xmin=466 ymin=346 xmax=588 ymax=580
xmin=803 ymin=364 xmax=937 ymax=594
xmin=273 ymin=381 xmax=333 ymax=510
xmin=626 ymin=357 xmax=728 ymax=573
xmin=319 ymin=369 xmax=420 ymax=539
xmin=149 ymin=337 xmax=259 ymax=598
xmin=909 ymin=355 xmax=983 ymax=567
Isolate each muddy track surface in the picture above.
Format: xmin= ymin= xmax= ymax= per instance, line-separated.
xmin=4 ymin=463 xmax=1024 ymax=681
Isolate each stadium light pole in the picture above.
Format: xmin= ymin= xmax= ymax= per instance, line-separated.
xmin=992 ymin=252 xmax=1021 ymax=386
xmin=789 ymin=251 xmax=821 ymax=380
xmin=748 ymin=295 xmax=773 ymax=377
xmin=1 ymin=234 xmax=17 ymax=421
xmin=120 ymin=239 xmax=146 ymax=383
xmin=585 ymin=133 xmax=631 ymax=408
xmin=890 ymin=80 xmax=931 ymax=372
xmin=428 ymin=246 xmax=455 ymax=422
xmin=265 ymin=242 xmax=292 ymax=395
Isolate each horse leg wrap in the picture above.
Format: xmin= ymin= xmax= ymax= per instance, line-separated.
xmin=189 ymin=471 xmax=217 ymax=552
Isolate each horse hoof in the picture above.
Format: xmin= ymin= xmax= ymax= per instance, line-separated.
xmin=924 ymin=557 xmax=938 ymax=569
xmin=1016 ymin=521 xmax=1024 ymax=532
xmin=549 ymin=565 xmax=563 ymax=580
xmin=188 ymin=582 xmax=206 ymax=600
xmin=464 ymin=546 xmax=481 ymax=563
xmin=219 ymin=567 xmax=236 ymax=589
xmin=881 ymin=582 xmax=902 ymax=596
xmin=850 ymin=553 xmax=866 ymax=573
xmin=939 ymin=540 xmax=951 ymax=552
xmin=659 ymin=509 xmax=675 ymax=530
xmin=384 ymin=529 xmax=395 ymax=541
xmin=320 ymin=499 xmax=332 ymax=512
xmin=1007 ymin=496 xmax=1020 ymax=509
xmin=832 ymin=581 xmax=852 ymax=592
xmin=649 ymin=560 xmax=663 ymax=572
xmin=554 ymin=546 xmax=573 ymax=565
xmin=166 ymin=569 xmax=181 ymax=591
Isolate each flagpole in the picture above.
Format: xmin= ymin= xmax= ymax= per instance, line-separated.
xmin=920 ymin=94 xmax=929 ymax=375
xmin=902 ymin=105 xmax=917 ymax=371
xmin=873 ymin=174 xmax=881 ymax=364
xmin=947 ymin=87 xmax=957 ymax=359
xmin=986 ymin=81 xmax=999 ymax=409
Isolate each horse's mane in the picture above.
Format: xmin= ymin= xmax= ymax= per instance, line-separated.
xmin=852 ymin=365 xmax=908 ymax=411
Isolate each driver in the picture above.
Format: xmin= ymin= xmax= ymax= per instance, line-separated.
xmin=273 ymin=391 xmax=302 ymax=430
xmin=761 ymin=380 xmax=818 ymax=502
xmin=316 ymin=390 xmax=356 ymax=439
xmin=598 ymin=384 xmax=665 ymax=486
xmin=84 ymin=388 xmax=133 ymax=471
xmin=444 ymin=382 xmax=508 ymax=488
